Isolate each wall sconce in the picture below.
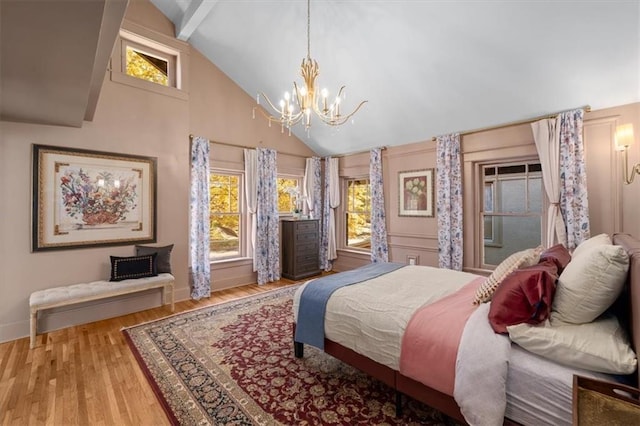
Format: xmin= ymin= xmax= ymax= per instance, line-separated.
xmin=615 ymin=123 xmax=638 ymax=185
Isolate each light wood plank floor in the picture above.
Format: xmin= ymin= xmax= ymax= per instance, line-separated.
xmin=0 ymin=279 xmax=301 ymax=425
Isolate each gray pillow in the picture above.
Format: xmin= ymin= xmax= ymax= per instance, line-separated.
xmin=135 ymin=244 xmax=173 ymax=274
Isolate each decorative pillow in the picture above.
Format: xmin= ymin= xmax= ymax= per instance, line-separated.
xmin=488 ymin=259 xmax=558 ymax=334
xmin=135 ymin=244 xmax=173 ymax=274
xmin=539 ymin=244 xmax=571 ymax=274
xmin=571 ymin=233 xmax=611 ymax=259
xmin=552 ymin=244 xmax=629 ymax=324
xmin=110 ymin=253 xmax=158 ymax=281
xmin=473 ymin=246 xmax=543 ymax=304
xmin=507 ymin=314 xmax=637 ymax=375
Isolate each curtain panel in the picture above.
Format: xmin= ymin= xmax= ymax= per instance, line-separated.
xmin=370 ymin=148 xmax=389 ymax=263
xmin=559 ymin=109 xmax=590 ymax=250
xmin=243 ymin=149 xmax=258 ymax=271
xmin=255 ymin=148 xmax=280 ymax=284
xmin=436 ymin=133 xmax=463 ymax=271
xmin=189 ymin=136 xmax=211 ymax=299
xmin=303 ymin=157 xmax=322 ymax=219
xmin=531 ymin=118 xmax=566 ymax=247
xmin=320 ymin=157 xmax=340 ymax=270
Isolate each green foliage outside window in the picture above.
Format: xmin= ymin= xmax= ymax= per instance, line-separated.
xmin=209 ymin=174 xmax=240 ymax=259
xmin=346 ymin=178 xmax=371 ymax=249
xmin=126 ymin=47 xmax=169 ymax=86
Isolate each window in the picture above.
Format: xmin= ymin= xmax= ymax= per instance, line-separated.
xmin=277 ymin=177 xmax=301 ymax=215
xmin=124 ymin=42 xmax=172 ymax=87
xmin=209 ymin=173 xmax=241 ymax=260
xmin=110 ymin=23 xmax=188 ymax=100
xmin=481 ymin=162 xmax=543 ymax=266
xmin=345 ymin=178 xmax=371 ymax=250
xmin=120 ymin=34 xmax=177 ymax=88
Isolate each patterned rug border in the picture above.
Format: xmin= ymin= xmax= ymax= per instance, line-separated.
xmin=121 ymin=284 xmax=301 ymax=333
xmin=122 ymin=284 xmax=301 ymax=426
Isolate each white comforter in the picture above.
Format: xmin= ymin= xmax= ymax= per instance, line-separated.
xmin=293 ymin=265 xmax=481 ymax=369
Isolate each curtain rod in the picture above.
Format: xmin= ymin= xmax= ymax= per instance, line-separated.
xmin=188 ymin=134 xmax=311 ymax=159
xmin=430 ymin=105 xmax=591 ymax=141
xmin=333 ymin=146 xmax=387 ymax=158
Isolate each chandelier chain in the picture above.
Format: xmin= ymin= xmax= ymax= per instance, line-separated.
xmin=307 ymin=0 xmax=311 ymax=59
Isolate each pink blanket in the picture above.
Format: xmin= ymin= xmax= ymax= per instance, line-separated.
xmin=399 ymin=277 xmax=484 ymax=396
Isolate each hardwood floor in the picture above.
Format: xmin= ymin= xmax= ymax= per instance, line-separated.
xmin=0 ymin=279 xmax=301 ymax=425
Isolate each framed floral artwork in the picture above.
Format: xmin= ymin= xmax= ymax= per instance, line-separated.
xmin=398 ymin=169 xmax=434 ymax=217
xmin=32 ymin=144 xmax=157 ymax=251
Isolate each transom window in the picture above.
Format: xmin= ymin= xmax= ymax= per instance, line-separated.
xmin=125 ymin=44 xmax=171 ymax=86
xmin=345 ymin=178 xmax=371 ymax=250
xmin=111 ymin=26 xmax=187 ymax=100
xmin=209 ymin=172 xmax=241 ymax=260
xmin=482 ymin=161 xmax=543 ymax=266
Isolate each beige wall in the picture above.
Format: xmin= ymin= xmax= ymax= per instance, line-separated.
xmin=333 ymin=102 xmax=640 ymax=273
xmin=0 ymin=1 xmax=314 ymax=343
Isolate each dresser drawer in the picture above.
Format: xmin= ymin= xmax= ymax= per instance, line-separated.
xmin=296 ymin=253 xmax=319 ymax=264
xmin=297 ymin=261 xmax=320 ymax=274
xmin=296 ymin=242 xmax=318 ymax=254
xmin=296 ymin=232 xmax=318 ymax=243
xmin=295 ymin=221 xmax=318 ymax=233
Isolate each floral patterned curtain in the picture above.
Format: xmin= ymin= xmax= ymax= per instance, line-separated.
xmin=370 ymin=148 xmax=389 ymax=263
xmin=436 ymin=133 xmax=463 ymax=271
xmin=320 ymin=157 xmax=339 ymax=271
xmin=255 ymin=148 xmax=280 ymax=285
xmin=189 ymin=136 xmax=211 ymax=299
xmin=559 ymin=109 xmax=590 ymax=250
xmin=303 ymin=157 xmax=322 ymax=219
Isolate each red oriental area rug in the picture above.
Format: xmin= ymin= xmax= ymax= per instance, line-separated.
xmin=123 ymin=285 xmax=456 ymax=425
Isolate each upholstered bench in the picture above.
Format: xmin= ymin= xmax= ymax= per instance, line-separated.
xmin=29 ymin=273 xmax=175 ymax=348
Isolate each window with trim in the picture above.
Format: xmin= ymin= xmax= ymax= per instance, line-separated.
xmin=345 ymin=178 xmax=371 ymax=250
xmin=209 ymin=172 xmax=242 ymax=260
xmin=111 ymin=24 xmax=188 ymax=100
xmin=277 ymin=177 xmax=301 ymax=215
xmin=481 ymin=161 xmax=543 ymax=266
xmin=124 ymin=40 xmax=174 ymax=87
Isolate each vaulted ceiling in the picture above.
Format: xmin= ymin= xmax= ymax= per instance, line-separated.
xmin=1 ymin=1 xmax=638 ymax=156
xmin=150 ymin=0 xmax=640 ymax=155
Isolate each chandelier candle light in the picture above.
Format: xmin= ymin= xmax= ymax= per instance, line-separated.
xmin=253 ymin=0 xmax=367 ymax=134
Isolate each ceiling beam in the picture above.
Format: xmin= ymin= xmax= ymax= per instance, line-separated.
xmin=176 ymin=0 xmax=217 ymax=41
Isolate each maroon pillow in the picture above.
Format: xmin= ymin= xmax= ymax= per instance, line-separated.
xmin=488 ymin=259 xmax=559 ymax=334
xmin=539 ymin=244 xmax=571 ymax=273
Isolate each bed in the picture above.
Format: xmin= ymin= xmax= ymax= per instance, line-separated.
xmin=292 ymin=233 xmax=640 ymax=425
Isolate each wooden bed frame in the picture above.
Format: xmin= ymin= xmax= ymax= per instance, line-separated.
xmin=293 ymin=233 xmax=640 ymax=424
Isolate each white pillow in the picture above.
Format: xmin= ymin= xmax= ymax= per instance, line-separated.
xmin=571 ymin=233 xmax=611 ymax=259
xmin=507 ymin=314 xmax=637 ymax=375
xmin=472 ymin=246 xmax=543 ymax=304
xmin=552 ymin=244 xmax=629 ymax=324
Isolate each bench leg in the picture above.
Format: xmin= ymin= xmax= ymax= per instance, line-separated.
xmin=164 ymin=283 xmax=175 ymax=312
xmin=30 ymin=309 xmax=37 ymax=349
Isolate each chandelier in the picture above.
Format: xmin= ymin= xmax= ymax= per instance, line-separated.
xmin=253 ymin=0 xmax=367 ymax=134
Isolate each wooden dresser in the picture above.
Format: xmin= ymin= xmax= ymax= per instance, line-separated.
xmin=281 ymin=219 xmax=321 ymax=281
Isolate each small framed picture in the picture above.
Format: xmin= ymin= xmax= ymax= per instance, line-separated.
xmin=398 ymin=169 xmax=434 ymax=217
xmin=32 ymin=144 xmax=157 ymax=251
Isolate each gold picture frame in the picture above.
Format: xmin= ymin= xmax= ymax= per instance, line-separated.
xmin=32 ymin=144 xmax=157 ymax=251
xmin=398 ymin=169 xmax=434 ymax=217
